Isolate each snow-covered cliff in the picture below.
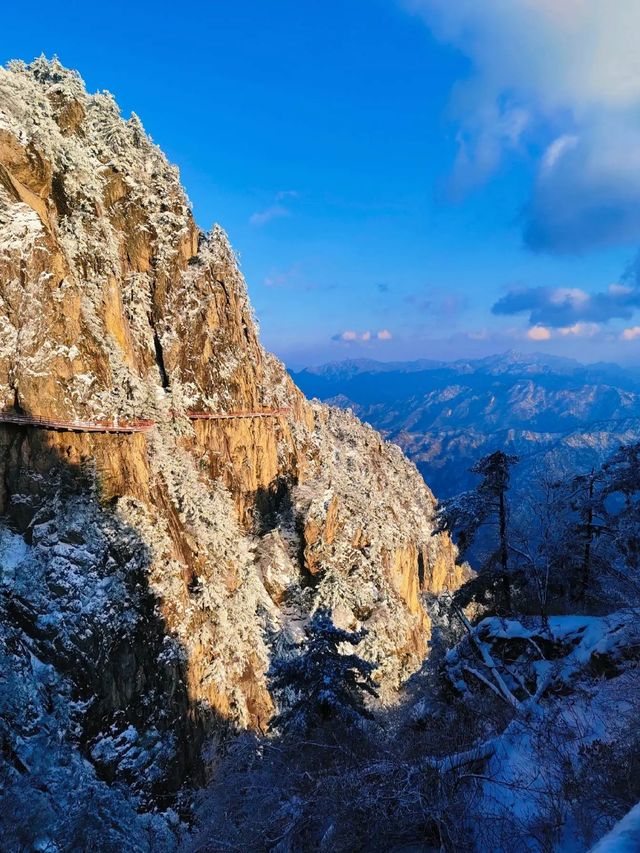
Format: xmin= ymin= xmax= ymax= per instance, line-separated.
xmin=0 ymin=56 xmax=464 ymax=814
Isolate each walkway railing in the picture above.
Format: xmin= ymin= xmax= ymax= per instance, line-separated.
xmin=0 ymin=408 xmax=289 ymax=434
xmin=187 ymin=408 xmax=290 ymax=421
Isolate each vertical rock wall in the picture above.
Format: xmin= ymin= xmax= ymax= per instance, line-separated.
xmin=0 ymin=58 xmax=466 ymax=792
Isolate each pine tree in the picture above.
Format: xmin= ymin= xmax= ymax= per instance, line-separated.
xmin=268 ymin=608 xmax=378 ymax=735
xmin=600 ymin=442 xmax=640 ymax=575
xmin=435 ymin=450 xmax=519 ymax=612
xmin=561 ymin=468 xmax=608 ymax=599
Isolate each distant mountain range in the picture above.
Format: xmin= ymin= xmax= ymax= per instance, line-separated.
xmin=291 ymin=352 xmax=640 ymax=500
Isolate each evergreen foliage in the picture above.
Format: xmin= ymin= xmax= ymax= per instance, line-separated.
xmin=435 ymin=450 xmax=519 ymax=611
xmin=268 ymin=608 xmax=378 ymax=734
xmin=600 ymin=442 xmax=640 ymax=575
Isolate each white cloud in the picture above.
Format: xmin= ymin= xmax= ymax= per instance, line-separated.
xmin=377 ymin=329 xmax=393 ymax=340
xmin=406 ymin=0 xmax=640 ymax=251
xmin=541 ymin=134 xmax=579 ymax=173
xmin=621 ymin=326 xmax=640 ymax=340
xmin=549 ymin=287 xmax=589 ymax=306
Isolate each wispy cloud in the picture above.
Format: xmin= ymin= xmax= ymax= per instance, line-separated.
xmin=263 ymin=264 xmax=302 ymax=289
xmin=406 ymin=0 xmax=640 ymax=252
xmin=249 ymin=190 xmax=299 ymax=227
xmin=263 ymin=263 xmax=334 ymax=293
xmin=331 ymin=329 xmax=393 ymax=343
xmin=405 ymin=288 xmax=469 ymax=318
xmin=249 ymin=204 xmax=290 ymax=227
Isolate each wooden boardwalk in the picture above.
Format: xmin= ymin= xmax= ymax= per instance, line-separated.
xmin=0 ymin=408 xmax=289 ymax=434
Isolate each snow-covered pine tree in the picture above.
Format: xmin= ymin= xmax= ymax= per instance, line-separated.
xmin=434 ymin=450 xmax=519 ymax=612
xmin=560 ymin=467 xmax=609 ymax=600
xmin=268 ymin=608 xmax=378 ymax=734
xmin=600 ymin=442 xmax=640 ymax=580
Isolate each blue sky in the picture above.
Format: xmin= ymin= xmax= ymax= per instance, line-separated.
xmin=3 ymin=0 xmax=640 ymax=366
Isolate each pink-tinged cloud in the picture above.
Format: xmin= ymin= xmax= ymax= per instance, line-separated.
xmin=526 ymin=321 xmax=600 ymax=340
xmin=332 ymin=329 xmax=391 ymax=343
xmin=609 ymin=283 xmax=634 ymax=296
xmin=621 ymin=326 xmax=640 ymax=340
xmin=558 ymin=322 xmax=600 ymax=337
xmin=527 ymin=325 xmax=552 ymax=341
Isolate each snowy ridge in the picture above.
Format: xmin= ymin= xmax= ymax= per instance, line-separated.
xmin=590 ymin=801 xmax=640 ymax=853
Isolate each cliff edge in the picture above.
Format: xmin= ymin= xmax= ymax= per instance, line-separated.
xmin=0 ymin=58 xmax=464 ymax=797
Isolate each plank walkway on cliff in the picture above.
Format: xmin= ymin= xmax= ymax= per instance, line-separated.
xmin=0 ymin=409 xmax=290 ymax=434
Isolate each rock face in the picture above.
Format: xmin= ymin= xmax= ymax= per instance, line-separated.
xmin=0 ymin=58 xmax=463 ymax=796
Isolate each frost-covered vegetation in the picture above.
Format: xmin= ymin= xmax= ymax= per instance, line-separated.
xmin=0 ymin=56 xmax=460 ymax=849
xmin=0 ymin=53 xmax=453 ymax=727
xmin=1 ymin=57 xmax=638 ymax=852
xmin=185 ymin=443 xmax=640 ymax=853
xmin=267 ymin=607 xmax=378 ymax=734
xmin=0 ymin=492 xmax=186 ymax=851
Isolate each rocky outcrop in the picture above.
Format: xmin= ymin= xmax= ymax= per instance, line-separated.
xmin=0 ymin=58 xmax=464 ymax=795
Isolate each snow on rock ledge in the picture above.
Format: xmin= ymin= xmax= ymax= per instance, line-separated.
xmin=0 ymin=57 xmax=465 ymax=795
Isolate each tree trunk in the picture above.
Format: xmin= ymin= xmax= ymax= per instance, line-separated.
xmin=499 ymin=490 xmax=511 ymax=612
xmin=580 ymin=474 xmax=594 ymax=600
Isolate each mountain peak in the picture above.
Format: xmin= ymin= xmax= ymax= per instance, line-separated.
xmin=0 ymin=57 xmax=463 ymax=817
